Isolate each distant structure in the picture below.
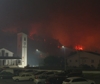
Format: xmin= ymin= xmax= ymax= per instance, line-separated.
xmin=0 ymin=48 xmax=21 ymax=66
xmin=67 ymin=51 xmax=100 ymax=68
xmin=0 ymin=32 xmax=27 ymax=68
xmin=17 ymin=33 xmax=27 ymax=67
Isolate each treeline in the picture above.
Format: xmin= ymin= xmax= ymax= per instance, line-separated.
xmin=43 ymin=55 xmax=65 ymax=66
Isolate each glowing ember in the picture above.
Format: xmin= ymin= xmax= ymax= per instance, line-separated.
xmin=75 ymin=45 xmax=83 ymax=50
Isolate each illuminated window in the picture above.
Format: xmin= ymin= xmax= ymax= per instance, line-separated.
xmin=91 ymin=60 xmax=94 ymax=63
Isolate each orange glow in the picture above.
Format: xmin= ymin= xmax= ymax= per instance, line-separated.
xmin=44 ymin=39 xmax=46 ymax=42
xmin=58 ymin=46 xmax=60 ymax=48
xmin=28 ymin=23 xmax=42 ymax=40
xmin=29 ymin=31 xmax=36 ymax=40
xmin=28 ymin=28 xmax=38 ymax=40
xmin=75 ymin=45 xmax=83 ymax=50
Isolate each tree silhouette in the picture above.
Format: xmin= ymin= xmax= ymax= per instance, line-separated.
xmin=43 ymin=55 xmax=66 ymax=70
xmin=44 ymin=55 xmax=59 ymax=66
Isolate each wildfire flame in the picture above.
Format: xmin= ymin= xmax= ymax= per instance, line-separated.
xmin=75 ymin=45 xmax=83 ymax=50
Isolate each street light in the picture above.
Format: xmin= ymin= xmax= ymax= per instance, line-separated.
xmin=62 ymin=46 xmax=67 ymax=71
xmin=62 ymin=46 xmax=65 ymax=48
xmin=36 ymin=49 xmax=41 ymax=69
xmin=36 ymin=49 xmax=39 ymax=52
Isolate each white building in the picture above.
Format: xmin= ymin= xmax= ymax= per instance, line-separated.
xmin=17 ymin=33 xmax=27 ymax=67
xmin=0 ymin=32 xmax=27 ymax=68
xmin=0 ymin=48 xmax=21 ymax=66
xmin=67 ymin=51 xmax=100 ymax=68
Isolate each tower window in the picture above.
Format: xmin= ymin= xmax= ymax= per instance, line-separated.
xmin=24 ymin=37 xmax=26 ymax=41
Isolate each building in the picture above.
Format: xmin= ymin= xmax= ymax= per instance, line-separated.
xmin=0 ymin=48 xmax=21 ymax=66
xmin=67 ymin=51 xmax=100 ymax=68
xmin=0 ymin=32 xmax=27 ymax=68
xmin=17 ymin=33 xmax=27 ymax=67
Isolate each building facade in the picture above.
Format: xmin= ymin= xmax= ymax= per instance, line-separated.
xmin=0 ymin=48 xmax=21 ymax=66
xmin=17 ymin=33 xmax=27 ymax=67
xmin=0 ymin=32 xmax=27 ymax=68
xmin=67 ymin=51 xmax=100 ymax=68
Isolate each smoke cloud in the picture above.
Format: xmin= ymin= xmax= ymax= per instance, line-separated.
xmin=0 ymin=0 xmax=100 ymax=52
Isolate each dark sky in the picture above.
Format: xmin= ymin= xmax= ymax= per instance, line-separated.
xmin=0 ymin=0 xmax=100 ymax=51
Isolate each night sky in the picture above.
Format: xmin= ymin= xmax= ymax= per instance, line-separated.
xmin=0 ymin=0 xmax=100 ymax=52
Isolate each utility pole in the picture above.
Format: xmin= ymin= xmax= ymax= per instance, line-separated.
xmin=62 ymin=46 xmax=66 ymax=71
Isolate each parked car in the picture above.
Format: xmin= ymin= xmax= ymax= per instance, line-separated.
xmin=19 ymin=69 xmax=34 ymax=75
xmin=0 ymin=71 xmax=14 ymax=79
xmin=45 ymin=76 xmax=66 ymax=84
xmin=0 ymin=68 xmax=23 ymax=76
xmin=0 ymin=69 xmax=14 ymax=74
xmin=42 ymin=71 xmax=57 ymax=77
xmin=13 ymin=69 xmax=24 ymax=76
xmin=34 ymin=76 xmax=46 ymax=84
xmin=12 ymin=73 xmax=35 ymax=81
xmin=62 ymin=77 xmax=96 ymax=84
xmin=34 ymin=71 xmax=47 ymax=79
xmin=0 ymin=68 xmax=3 ymax=72
xmin=62 ymin=69 xmax=83 ymax=78
xmin=34 ymin=71 xmax=47 ymax=75
xmin=55 ymin=72 xmax=68 ymax=77
xmin=66 ymin=72 xmax=83 ymax=77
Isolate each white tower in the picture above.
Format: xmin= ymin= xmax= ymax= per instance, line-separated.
xmin=17 ymin=33 xmax=27 ymax=67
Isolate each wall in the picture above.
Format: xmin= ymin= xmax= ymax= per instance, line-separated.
xmin=0 ymin=48 xmax=13 ymax=57
xmin=67 ymin=51 xmax=100 ymax=68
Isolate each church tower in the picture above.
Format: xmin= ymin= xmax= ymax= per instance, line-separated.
xmin=17 ymin=33 xmax=27 ymax=67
